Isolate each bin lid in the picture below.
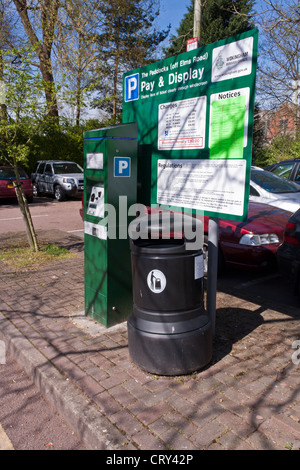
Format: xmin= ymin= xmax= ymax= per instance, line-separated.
xmin=129 ymin=211 xmax=203 ymax=252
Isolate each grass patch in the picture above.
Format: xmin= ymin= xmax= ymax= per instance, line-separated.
xmin=0 ymin=243 xmax=75 ymax=269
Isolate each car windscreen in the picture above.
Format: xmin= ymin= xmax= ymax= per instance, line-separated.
xmin=53 ymin=163 xmax=83 ymax=174
xmin=0 ymin=168 xmax=28 ymax=180
xmin=251 ymin=170 xmax=300 ymax=194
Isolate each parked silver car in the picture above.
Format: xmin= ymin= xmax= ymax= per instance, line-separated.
xmin=249 ymin=168 xmax=300 ymax=213
xmin=31 ymin=160 xmax=84 ymax=201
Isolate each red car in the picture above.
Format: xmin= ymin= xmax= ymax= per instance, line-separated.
xmin=80 ymin=192 xmax=84 ymax=220
xmin=206 ymin=202 xmax=292 ymax=272
xmin=0 ymin=166 xmax=33 ymax=202
xmin=277 ymin=207 xmax=300 ymax=295
xmin=145 ymin=202 xmax=292 ymax=273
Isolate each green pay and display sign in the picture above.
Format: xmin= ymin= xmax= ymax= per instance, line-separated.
xmin=123 ymin=29 xmax=258 ymax=221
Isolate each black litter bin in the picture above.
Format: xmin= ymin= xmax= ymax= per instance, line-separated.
xmin=127 ymin=211 xmax=212 ymax=376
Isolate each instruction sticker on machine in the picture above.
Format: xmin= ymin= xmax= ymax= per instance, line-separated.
xmin=157 ymin=159 xmax=246 ymax=216
xmin=158 ymin=96 xmax=206 ymax=150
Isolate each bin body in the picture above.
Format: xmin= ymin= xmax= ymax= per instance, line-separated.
xmin=127 ymin=214 xmax=212 ymax=375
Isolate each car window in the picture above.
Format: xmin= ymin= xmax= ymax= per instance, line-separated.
xmin=37 ymin=162 xmax=46 ymax=174
xmin=53 ymin=163 xmax=83 ymax=174
xmin=295 ymin=166 xmax=300 ymax=183
xmin=271 ymin=163 xmax=294 ymax=179
xmin=249 ymin=185 xmax=260 ymax=197
xmin=17 ymin=169 xmax=28 ymax=179
xmin=0 ymin=167 xmax=28 ymax=180
xmin=251 ymin=169 xmax=300 ymax=194
xmin=44 ymin=163 xmax=53 ymax=174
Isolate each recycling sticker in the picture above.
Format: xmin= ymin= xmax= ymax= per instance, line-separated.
xmin=147 ymin=270 xmax=166 ymax=294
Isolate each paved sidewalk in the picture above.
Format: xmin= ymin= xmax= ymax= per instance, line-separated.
xmin=0 ymin=229 xmax=300 ymax=450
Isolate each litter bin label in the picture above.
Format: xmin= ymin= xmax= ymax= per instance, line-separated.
xmin=147 ymin=270 xmax=166 ymax=294
xmin=194 ymin=254 xmax=204 ymax=279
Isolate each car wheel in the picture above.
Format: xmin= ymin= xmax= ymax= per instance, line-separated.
xmin=203 ymin=235 xmax=226 ymax=277
xmin=54 ymin=185 xmax=65 ymax=201
xmin=32 ymin=183 xmax=40 ymax=197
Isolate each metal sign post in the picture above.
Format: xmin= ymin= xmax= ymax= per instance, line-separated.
xmin=207 ymin=217 xmax=219 ymax=336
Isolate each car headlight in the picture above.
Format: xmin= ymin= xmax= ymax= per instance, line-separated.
xmin=239 ymin=233 xmax=280 ymax=246
xmin=63 ymin=178 xmax=75 ymax=184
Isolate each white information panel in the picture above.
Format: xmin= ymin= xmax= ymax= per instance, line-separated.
xmin=158 ymin=96 xmax=206 ymax=150
xmin=157 ymin=159 xmax=246 ymax=216
xmin=212 ymin=36 xmax=253 ymax=83
xmin=86 ymin=152 xmax=104 ymax=169
xmin=84 ymin=221 xmax=107 ymax=240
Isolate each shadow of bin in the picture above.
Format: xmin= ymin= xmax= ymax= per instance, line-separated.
xmin=127 ymin=212 xmax=212 ymax=376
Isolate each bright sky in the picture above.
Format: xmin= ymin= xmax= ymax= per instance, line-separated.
xmin=156 ymin=0 xmax=191 ymax=39
xmin=156 ymin=0 xmax=266 ymax=39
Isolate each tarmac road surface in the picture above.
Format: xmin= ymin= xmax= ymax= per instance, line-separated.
xmin=0 ymin=197 xmax=84 ymax=236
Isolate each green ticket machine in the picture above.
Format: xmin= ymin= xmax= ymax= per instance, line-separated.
xmin=83 ymin=123 xmax=138 ymax=327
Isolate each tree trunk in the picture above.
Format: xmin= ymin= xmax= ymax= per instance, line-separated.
xmin=75 ymin=34 xmax=82 ymax=126
xmin=39 ymin=47 xmax=59 ymax=118
xmin=13 ymin=0 xmax=59 ymax=118
xmin=13 ymin=163 xmax=39 ymax=252
xmin=13 ymin=182 xmax=39 ymax=252
xmin=0 ymin=51 xmax=8 ymax=122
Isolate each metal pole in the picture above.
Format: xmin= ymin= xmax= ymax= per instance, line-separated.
xmin=193 ymin=0 xmax=201 ymax=44
xmin=207 ymin=217 xmax=219 ymax=337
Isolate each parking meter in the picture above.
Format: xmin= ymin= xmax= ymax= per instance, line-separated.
xmin=83 ymin=122 xmax=138 ymax=327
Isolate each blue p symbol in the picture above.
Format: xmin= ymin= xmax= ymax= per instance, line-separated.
xmin=114 ymin=157 xmax=131 ymax=177
xmin=125 ymin=73 xmax=139 ymax=102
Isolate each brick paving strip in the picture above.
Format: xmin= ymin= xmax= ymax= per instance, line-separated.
xmin=0 ymin=229 xmax=300 ymax=450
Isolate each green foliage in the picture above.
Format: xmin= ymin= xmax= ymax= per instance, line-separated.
xmin=253 ymin=136 xmax=300 ymax=168
xmin=0 ymin=111 xmax=122 ymax=174
xmin=0 ymin=118 xmax=30 ymax=164
xmin=0 ymin=243 xmax=75 ymax=268
xmin=29 ymin=117 xmax=84 ymax=170
xmin=0 ymin=43 xmax=108 ymax=173
xmin=42 ymin=243 xmax=70 ymax=255
xmin=165 ymin=0 xmax=255 ymax=56
xmin=0 ymin=45 xmax=49 ymax=170
xmin=92 ymin=0 xmax=169 ymax=116
xmin=27 ymin=117 xmax=122 ymax=173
